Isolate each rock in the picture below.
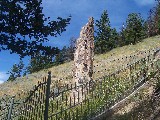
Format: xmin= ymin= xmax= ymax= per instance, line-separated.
xmin=73 ymin=17 xmax=94 ymax=86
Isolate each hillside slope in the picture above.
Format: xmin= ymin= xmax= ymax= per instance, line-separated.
xmin=0 ymin=35 xmax=160 ymax=98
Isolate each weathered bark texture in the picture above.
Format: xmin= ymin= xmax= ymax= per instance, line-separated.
xmin=73 ymin=17 xmax=94 ymax=85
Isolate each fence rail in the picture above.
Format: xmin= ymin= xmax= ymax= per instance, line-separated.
xmin=0 ymin=48 xmax=160 ymax=120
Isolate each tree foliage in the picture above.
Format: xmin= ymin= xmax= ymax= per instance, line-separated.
xmin=63 ymin=37 xmax=76 ymax=61
xmin=123 ymin=13 xmax=145 ymax=45
xmin=109 ymin=28 xmax=119 ymax=49
xmin=7 ymin=59 xmax=24 ymax=81
xmin=26 ymin=47 xmax=60 ymax=73
xmin=146 ymin=0 xmax=160 ymax=37
xmin=157 ymin=0 xmax=160 ymax=34
xmin=94 ymin=10 xmax=112 ymax=54
xmin=0 ymin=0 xmax=71 ymax=57
xmin=94 ymin=10 xmax=119 ymax=54
xmin=118 ymin=23 xmax=126 ymax=46
xmin=54 ymin=37 xmax=76 ymax=64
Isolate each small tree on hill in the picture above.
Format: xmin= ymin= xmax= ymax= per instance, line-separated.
xmin=54 ymin=37 xmax=76 ymax=64
xmin=154 ymin=0 xmax=160 ymax=35
xmin=147 ymin=9 xmax=157 ymax=37
xmin=54 ymin=51 xmax=64 ymax=65
xmin=94 ymin=10 xmax=112 ymax=54
xmin=145 ymin=0 xmax=160 ymax=37
xmin=119 ymin=23 xmax=126 ymax=46
xmin=124 ymin=13 xmax=146 ymax=45
xmin=8 ymin=59 xmax=24 ymax=81
xmin=26 ymin=47 xmax=60 ymax=73
xmin=109 ymin=28 xmax=119 ymax=49
xmin=67 ymin=37 xmax=76 ymax=61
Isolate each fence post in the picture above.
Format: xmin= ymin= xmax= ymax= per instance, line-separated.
xmin=7 ymin=97 xmax=14 ymax=120
xmin=44 ymin=71 xmax=51 ymax=120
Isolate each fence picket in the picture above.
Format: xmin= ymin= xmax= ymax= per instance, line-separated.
xmin=1 ymin=48 xmax=160 ymax=120
xmin=7 ymin=97 xmax=14 ymax=120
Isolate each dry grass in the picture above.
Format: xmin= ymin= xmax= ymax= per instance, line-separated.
xmin=0 ymin=35 xmax=160 ymax=98
xmin=106 ymin=76 xmax=160 ymax=120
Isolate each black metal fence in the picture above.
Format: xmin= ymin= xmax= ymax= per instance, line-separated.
xmin=0 ymin=48 xmax=160 ymax=120
xmin=0 ymin=73 xmax=51 ymax=120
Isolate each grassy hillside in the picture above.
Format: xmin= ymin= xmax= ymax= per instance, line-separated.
xmin=104 ymin=73 xmax=160 ymax=120
xmin=0 ymin=35 xmax=160 ymax=98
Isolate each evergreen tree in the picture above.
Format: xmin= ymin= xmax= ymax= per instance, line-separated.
xmin=119 ymin=23 xmax=126 ymax=46
xmin=143 ymin=20 xmax=149 ymax=38
xmin=109 ymin=28 xmax=119 ymax=49
xmin=26 ymin=53 xmax=45 ymax=73
xmin=54 ymin=37 xmax=76 ymax=64
xmin=1 ymin=0 xmax=71 ymax=57
xmin=95 ymin=10 xmax=112 ymax=54
xmin=54 ymin=51 xmax=64 ymax=65
xmin=7 ymin=59 xmax=24 ymax=81
xmin=63 ymin=37 xmax=76 ymax=61
xmin=155 ymin=0 xmax=160 ymax=34
xmin=145 ymin=0 xmax=160 ymax=37
xmin=147 ymin=9 xmax=157 ymax=37
xmin=61 ymin=46 xmax=68 ymax=62
xmin=124 ymin=13 xmax=145 ymax=45
xmin=26 ymin=47 xmax=60 ymax=73
xmin=67 ymin=37 xmax=76 ymax=61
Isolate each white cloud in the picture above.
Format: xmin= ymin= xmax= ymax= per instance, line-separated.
xmin=134 ymin=0 xmax=155 ymax=6
xmin=0 ymin=72 xmax=8 ymax=83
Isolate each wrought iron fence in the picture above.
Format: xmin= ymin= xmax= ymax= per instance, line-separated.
xmin=0 ymin=48 xmax=160 ymax=120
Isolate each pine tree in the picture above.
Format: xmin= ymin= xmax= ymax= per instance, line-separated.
xmin=1 ymin=0 xmax=71 ymax=57
xmin=54 ymin=52 xmax=64 ymax=65
xmin=119 ymin=23 xmax=126 ymax=46
xmin=95 ymin=10 xmax=112 ymax=54
xmin=67 ymin=37 xmax=76 ymax=61
xmin=124 ymin=13 xmax=145 ymax=45
xmin=54 ymin=37 xmax=76 ymax=64
xmin=109 ymin=28 xmax=119 ymax=49
xmin=26 ymin=48 xmax=60 ymax=73
xmin=7 ymin=59 xmax=24 ymax=81
xmin=145 ymin=0 xmax=160 ymax=37
xmin=155 ymin=0 xmax=160 ymax=34
xmin=147 ymin=9 xmax=157 ymax=37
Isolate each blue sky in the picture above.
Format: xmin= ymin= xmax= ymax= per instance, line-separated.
xmin=0 ymin=0 xmax=156 ymax=84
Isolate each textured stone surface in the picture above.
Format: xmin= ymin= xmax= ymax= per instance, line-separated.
xmin=73 ymin=17 xmax=94 ymax=85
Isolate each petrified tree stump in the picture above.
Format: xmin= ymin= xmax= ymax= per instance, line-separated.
xmin=73 ymin=17 xmax=94 ymax=86
xmin=70 ymin=17 xmax=94 ymax=104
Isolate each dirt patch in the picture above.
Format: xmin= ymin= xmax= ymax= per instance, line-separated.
xmin=105 ymin=77 xmax=160 ymax=120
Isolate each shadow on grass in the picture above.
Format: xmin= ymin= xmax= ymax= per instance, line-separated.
xmin=106 ymin=94 xmax=160 ymax=120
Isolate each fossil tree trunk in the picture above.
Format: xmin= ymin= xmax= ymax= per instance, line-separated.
xmin=73 ymin=17 xmax=94 ymax=86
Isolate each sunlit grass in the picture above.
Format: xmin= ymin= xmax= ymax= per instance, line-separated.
xmin=0 ymin=35 xmax=159 ymax=98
